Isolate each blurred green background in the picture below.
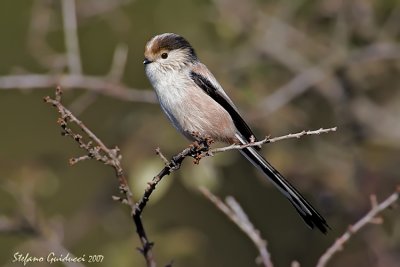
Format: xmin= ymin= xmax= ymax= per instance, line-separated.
xmin=1 ymin=0 xmax=399 ymax=266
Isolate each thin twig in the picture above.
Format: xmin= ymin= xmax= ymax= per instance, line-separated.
xmin=200 ymin=187 xmax=274 ymax=267
xmin=44 ymin=86 xmax=156 ymax=267
xmin=155 ymin=147 xmax=169 ymax=165
xmin=135 ymin=139 xmax=212 ymax=216
xmin=210 ymin=127 xmax=337 ymax=154
xmin=316 ymin=189 xmax=399 ymax=267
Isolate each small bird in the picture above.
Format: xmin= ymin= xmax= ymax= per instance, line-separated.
xmin=143 ymin=33 xmax=329 ymax=233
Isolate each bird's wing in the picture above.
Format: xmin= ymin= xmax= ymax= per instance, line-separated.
xmin=190 ymin=63 xmax=256 ymax=142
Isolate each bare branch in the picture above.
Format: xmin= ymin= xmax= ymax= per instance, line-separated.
xmin=259 ymin=67 xmax=329 ymax=114
xmin=200 ymin=187 xmax=274 ymax=267
xmin=44 ymin=86 xmax=156 ymax=267
xmin=316 ymin=189 xmax=399 ymax=267
xmin=28 ymin=0 xmax=64 ymax=69
xmin=2 ymin=176 xmax=87 ymax=267
xmin=61 ymin=0 xmax=82 ymax=74
xmin=0 ymin=74 xmax=156 ymax=103
xmin=155 ymin=147 xmax=169 ymax=165
xmin=135 ymin=127 xmax=336 ymax=223
xmin=210 ymin=127 xmax=337 ymax=154
xmin=135 ymin=138 xmax=213 ymax=216
xmin=108 ymin=43 xmax=129 ymax=82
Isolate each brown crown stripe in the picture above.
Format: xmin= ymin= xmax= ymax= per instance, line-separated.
xmin=150 ymin=33 xmax=197 ymax=59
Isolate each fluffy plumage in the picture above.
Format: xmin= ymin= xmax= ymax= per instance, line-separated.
xmin=144 ymin=33 xmax=329 ymax=233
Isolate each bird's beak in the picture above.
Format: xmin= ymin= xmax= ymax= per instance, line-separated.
xmin=143 ymin=58 xmax=153 ymax=65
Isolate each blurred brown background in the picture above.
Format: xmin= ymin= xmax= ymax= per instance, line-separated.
xmin=0 ymin=0 xmax=399 ymax=266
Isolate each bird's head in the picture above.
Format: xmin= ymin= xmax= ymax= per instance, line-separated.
xmin=143 ymin=33 xmax=198 ymax=72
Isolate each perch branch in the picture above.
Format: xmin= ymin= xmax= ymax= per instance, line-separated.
xmin=135 ymin=127 xmax=337 ymax=218
xmin=316 ymin=189 xmax=399 ymax=267
xmin=209 ymin=127 xmax=337 ymax=155
xmin=135 ymin=137 xmax=213 ymax=216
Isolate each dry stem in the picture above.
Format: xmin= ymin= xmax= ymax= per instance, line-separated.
xmin=316 ymin=190 xmax=399 ymax=267
xmin=44 ymin=86 xmax=156 ymax=267
xmin=200 ymin=187 xmax=274 ymax=267
xmin=209 ymin=127 xmax=337 ymax=155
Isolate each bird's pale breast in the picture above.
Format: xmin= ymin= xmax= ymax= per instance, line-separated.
xmin=151 ymin=69 xmax=237 ymax=143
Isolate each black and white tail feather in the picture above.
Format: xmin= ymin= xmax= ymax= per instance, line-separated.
xmin=190 ymin=60 xmax=330 ymax=233
xmin=236 ymin=134 xmax=329 ymax=234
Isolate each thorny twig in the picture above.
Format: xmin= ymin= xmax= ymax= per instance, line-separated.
xmin=316 ymin=189 xmax=400 ymax=267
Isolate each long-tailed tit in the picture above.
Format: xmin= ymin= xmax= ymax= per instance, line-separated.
xmin=143 ymin=33 xmax=329 ymax=233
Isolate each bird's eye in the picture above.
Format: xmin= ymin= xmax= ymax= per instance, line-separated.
xmin=161 ymin=53 xmax=168 ymax=59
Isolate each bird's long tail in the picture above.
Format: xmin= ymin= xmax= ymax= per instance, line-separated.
xmin=236 ymin=135 xmax=329 ymax=234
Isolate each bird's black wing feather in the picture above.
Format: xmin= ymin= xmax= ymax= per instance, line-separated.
xmin=190 ymin=71 xmax=256 ymax=142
